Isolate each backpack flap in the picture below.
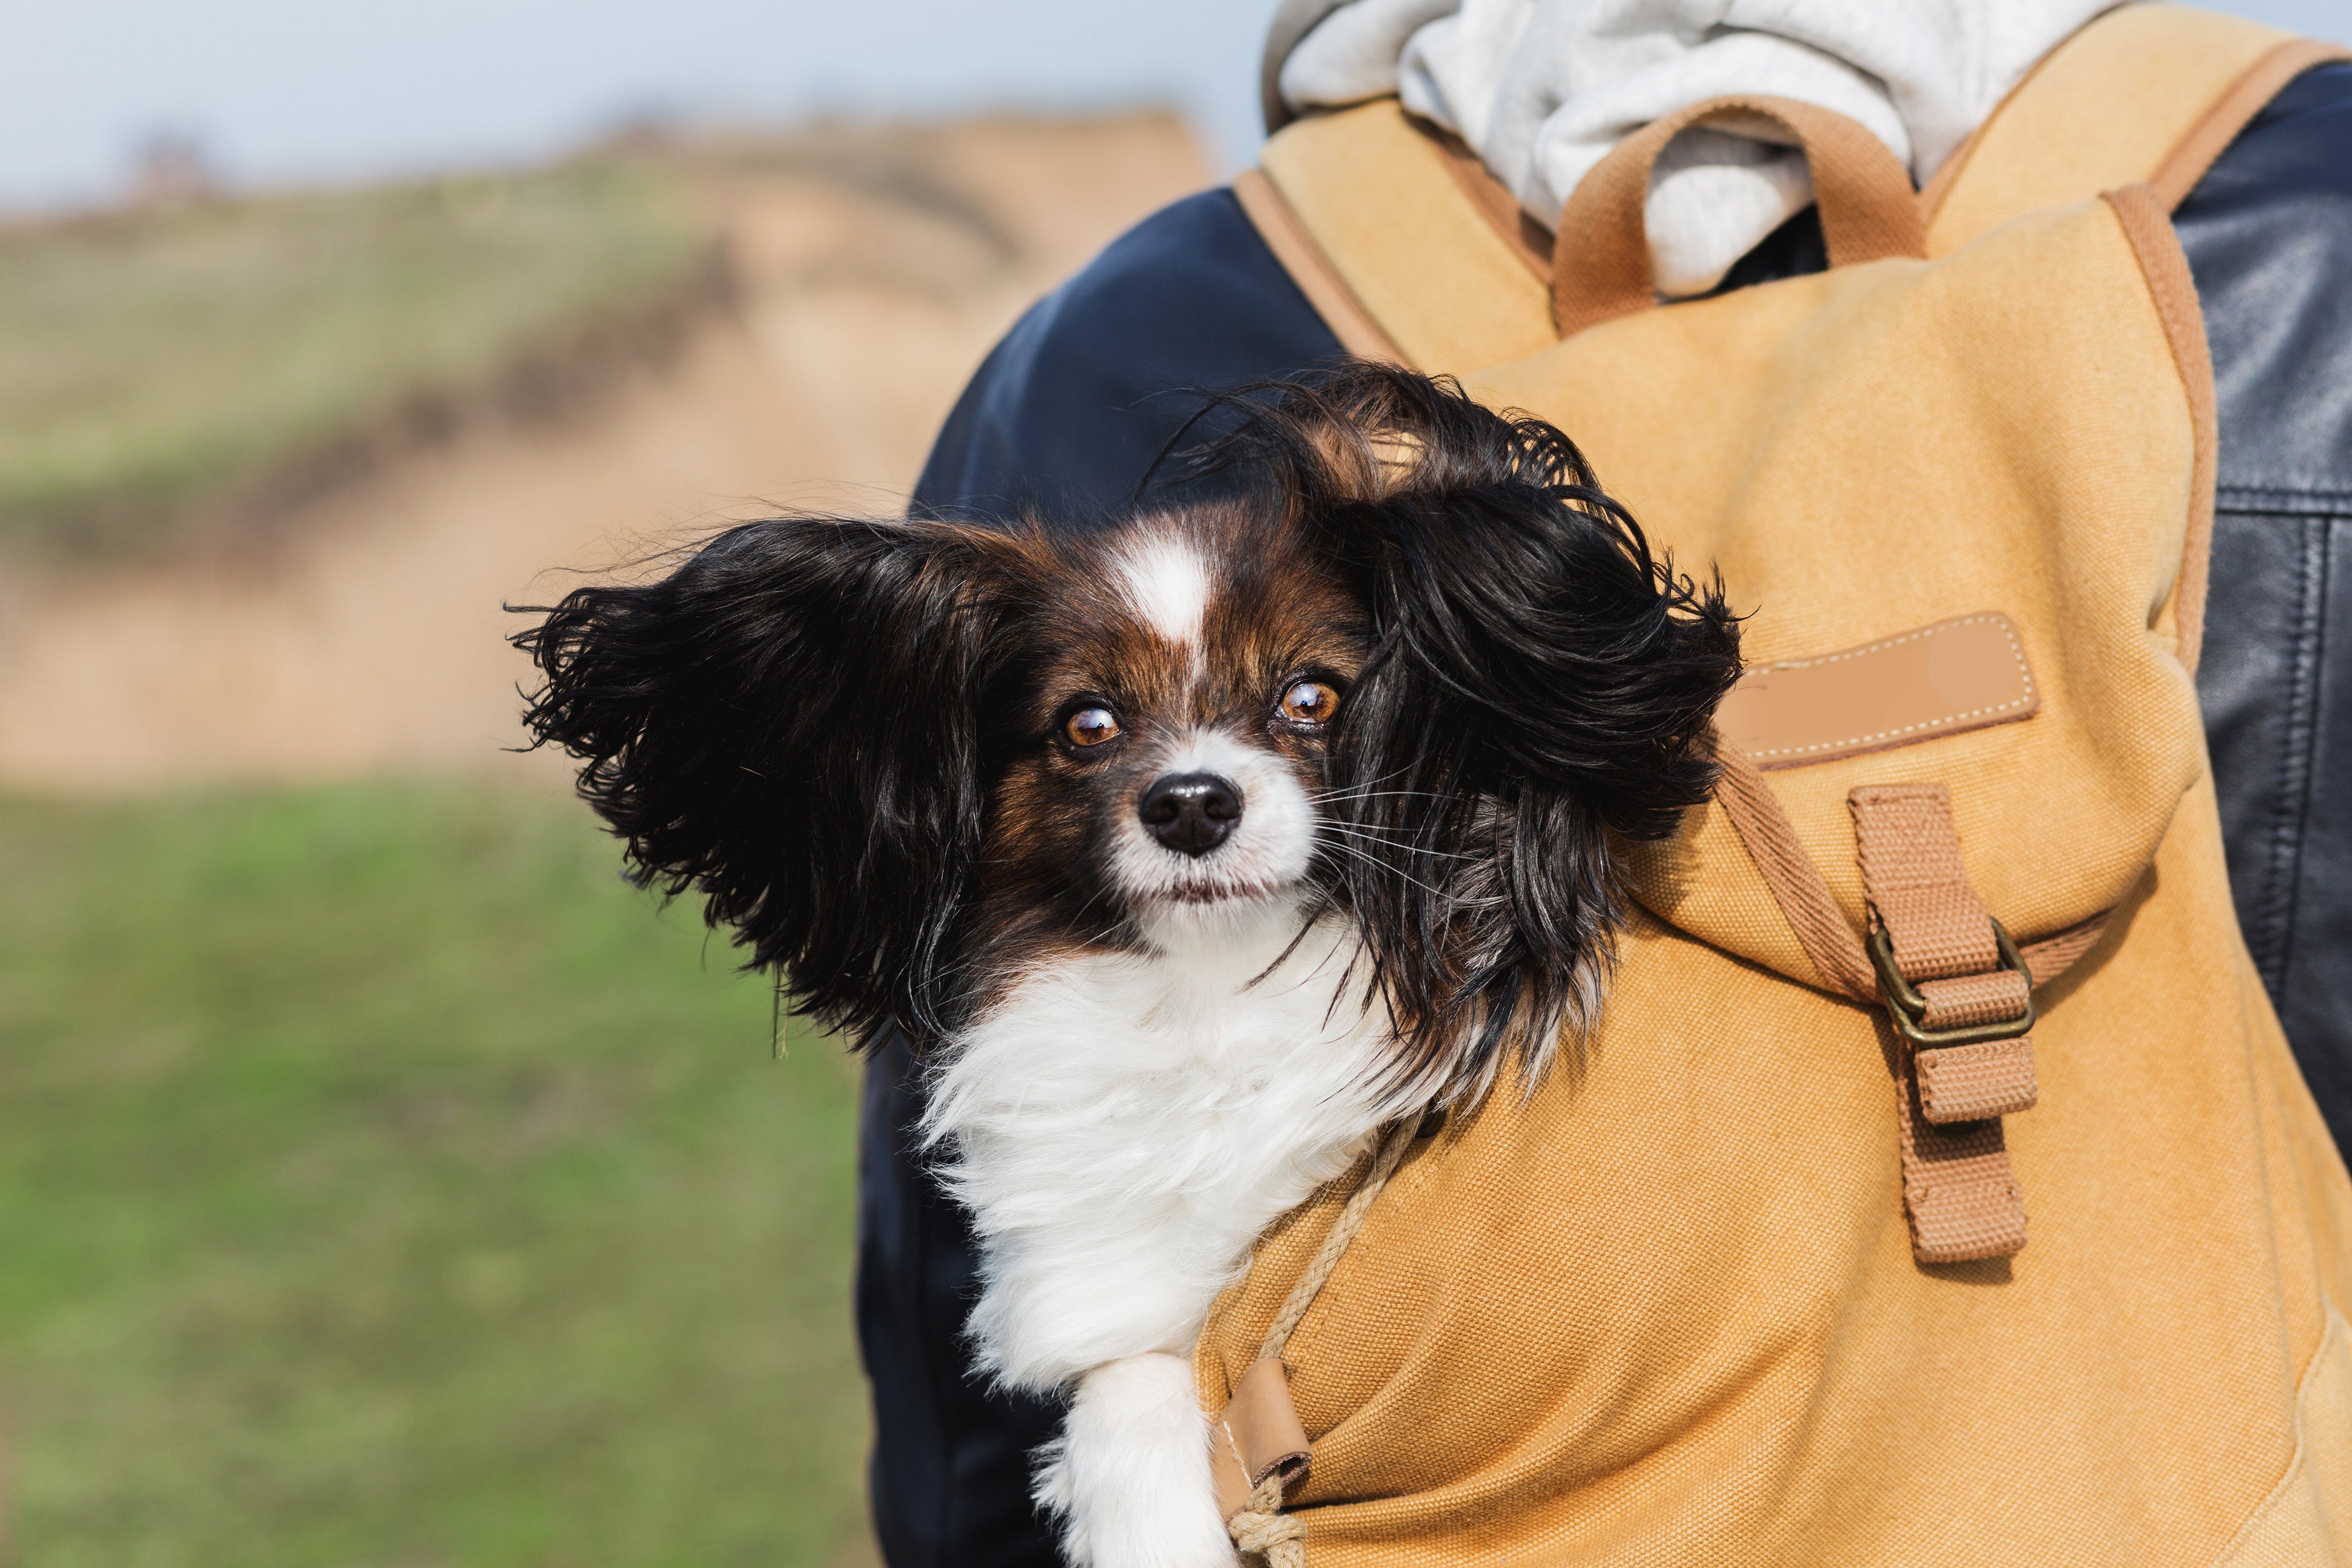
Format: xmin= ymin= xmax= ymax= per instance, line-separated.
xmin=1466 ymin=174 xmax=2213 ymax=993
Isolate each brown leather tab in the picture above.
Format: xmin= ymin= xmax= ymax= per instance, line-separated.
xmin=1850 ymin=782 xmax=2034 ymax=1261
xmin=1716 ymin=613 xmax=2038 ymax=770
xmin=1917 ymin=1039 xmax=2038 ymax=1124
xmin=1210 ymin=1418 xmax=1251 ymax=1523
xmin=1211 ymin=1357 xmax=1312 ymax=1524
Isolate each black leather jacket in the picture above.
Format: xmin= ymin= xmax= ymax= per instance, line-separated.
xmin=861 ymin=64 xmax=2352 ymax=1567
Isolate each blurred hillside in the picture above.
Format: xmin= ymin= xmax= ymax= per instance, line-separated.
xmin=0 ymin=109 xmax=1212 ymax=1567
xmin=0 ymin=153 xmax=713 ymax=567
xmin=0 ymin=112 xmax=1211 ymax=786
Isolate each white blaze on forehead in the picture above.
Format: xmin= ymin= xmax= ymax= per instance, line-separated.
xmin=1115 ymin=535 xmax=1212 ymax=648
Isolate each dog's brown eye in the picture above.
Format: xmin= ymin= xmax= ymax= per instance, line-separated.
xmin=1064 ymin=706 xmax=1121 ymax=747
xmin=1279 ymin=681 xmax=1341 ymax=726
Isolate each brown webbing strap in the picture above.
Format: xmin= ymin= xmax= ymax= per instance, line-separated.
xmin=1703 ymin=740 xmax=2103 ymax=1261
xmin=1231 ymin=168 xmax=1408 ymax=366
xmin=1708 ymin=730 xmax=2110 ymax=992
xmin=2149 ymin=38 xmax=2352 ymax=210
xmin=1707 ymin=733 xmax=1878 ymax=1001
xmin=1856 ymin=783 xmax=2002 ymax=977
xmin=1218 ymin=1118 xmax=1419 ymax=1567
xmin=1850 ymin=784 xmax=2031 ymax=1263
xmin=2019 ymin=912 xmax=2109 ymax=987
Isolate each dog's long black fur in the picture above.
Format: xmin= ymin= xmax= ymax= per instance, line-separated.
xmin=515 ymin=363 xmax=1739 ymax=1100
xmin=513 ymin=516 xmax=1041 ymax=1040
xmin=1170 ymin=370 xmax=1740 ymax=1091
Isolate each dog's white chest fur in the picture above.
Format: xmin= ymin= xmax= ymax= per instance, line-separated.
xmin=922 ymin=911 xmax=1400 ymax=1566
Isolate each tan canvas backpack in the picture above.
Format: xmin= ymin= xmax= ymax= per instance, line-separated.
xmin=1193 ymin=8 xmax=2352 ymax=1564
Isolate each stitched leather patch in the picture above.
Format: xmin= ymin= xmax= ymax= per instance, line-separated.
xmin=1718 ymin=613 xmax=2038 ymax=769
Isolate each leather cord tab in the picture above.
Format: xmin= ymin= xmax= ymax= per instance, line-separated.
xmin=1850 ymin=783 xmax=2034 ymax=1262
xmin=1215 ymin=1119 xmax=1420 ymax=1565
xmin=1210 ymin=1357 xmax=1312 ymax=1524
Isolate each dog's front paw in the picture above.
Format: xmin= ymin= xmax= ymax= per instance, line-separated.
xmin=1035 ymin=1353 xmax=1237 ymax=1568
xmin=1033 ymin=1430 xmax=1092 ymax=1564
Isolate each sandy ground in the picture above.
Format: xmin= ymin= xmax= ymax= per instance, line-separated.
xmin=0 ymin=115 xmax=1211 ymax=790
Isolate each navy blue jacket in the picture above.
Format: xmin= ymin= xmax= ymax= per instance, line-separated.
xmin=861 ymin=65 xmax=2352 ymax=1567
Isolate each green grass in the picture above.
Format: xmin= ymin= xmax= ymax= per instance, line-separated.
xmin=0 ymin=782 xmax=873 ymax=1567
xmin=0 ymin=158 xmax=711 ymax=563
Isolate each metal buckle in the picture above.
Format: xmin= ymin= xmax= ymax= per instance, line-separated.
xmin=1866 ymin=916 xmax=2036 ymax=1049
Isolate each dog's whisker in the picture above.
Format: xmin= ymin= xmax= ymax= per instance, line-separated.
xmin=1312 ymin=818 xmax=1482 ymax=851
xmin=1307 ymin=786 xmax=1447 ymax=804
xmin=1312 ymin=839 xmax=1464 ymax=900
xmin=1311 ymin=762 xmax=1419 ymax=792
xmin=1315 ymin=828 xmax=1484 ymax=864
xmin=1314 ymin=815 xmax=1466 ymax=838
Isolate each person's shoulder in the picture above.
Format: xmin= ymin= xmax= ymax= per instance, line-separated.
xmin=1036 ymin=186 xmax=1340 ymax=365
xmin=2175 ymin=60 xmax=2352 ymax=498
xmin=915 ymin=188 xmax=1344 ymax=517
xmin=2182 ymin=60 xmax=2352 ymax=219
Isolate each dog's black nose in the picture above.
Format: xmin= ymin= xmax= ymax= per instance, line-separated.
xmin=1138 ymin=772 xmax=1242 ymax=856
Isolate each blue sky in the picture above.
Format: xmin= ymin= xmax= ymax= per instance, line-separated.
xmin=1 ymin=0 xmax=2340 ymax=213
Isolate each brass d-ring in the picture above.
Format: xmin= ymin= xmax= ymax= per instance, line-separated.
xmin=1866 ymin=917 xmax=2037 ymax=1050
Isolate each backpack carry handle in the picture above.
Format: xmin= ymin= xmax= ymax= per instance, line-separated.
xmin=1551 ymin=94 xmax=1927 ymax=338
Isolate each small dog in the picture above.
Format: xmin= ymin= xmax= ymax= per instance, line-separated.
xmin=517 ymin=365 xmax=1739 ymax=1566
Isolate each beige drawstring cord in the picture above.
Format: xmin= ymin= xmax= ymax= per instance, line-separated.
xmin=1224 ymin=1117 xmax=1423 ymax=1567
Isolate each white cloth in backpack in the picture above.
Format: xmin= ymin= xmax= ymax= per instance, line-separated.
xmin=1276 ymin=0 xmax=2117 ymax=296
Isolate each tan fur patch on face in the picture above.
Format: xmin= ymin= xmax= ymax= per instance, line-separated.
xmin=1028 ymin=505 xmax=1367 ymax=742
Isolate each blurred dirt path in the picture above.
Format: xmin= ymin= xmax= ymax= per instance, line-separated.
xmin=0 ymin=116 xmax=1209 ymax=789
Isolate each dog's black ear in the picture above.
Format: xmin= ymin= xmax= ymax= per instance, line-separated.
xmin=513 ymin=516 xmax=1037 ymax=1041
xmin=1206 ymin=364 xmax=1743 ymax=1095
